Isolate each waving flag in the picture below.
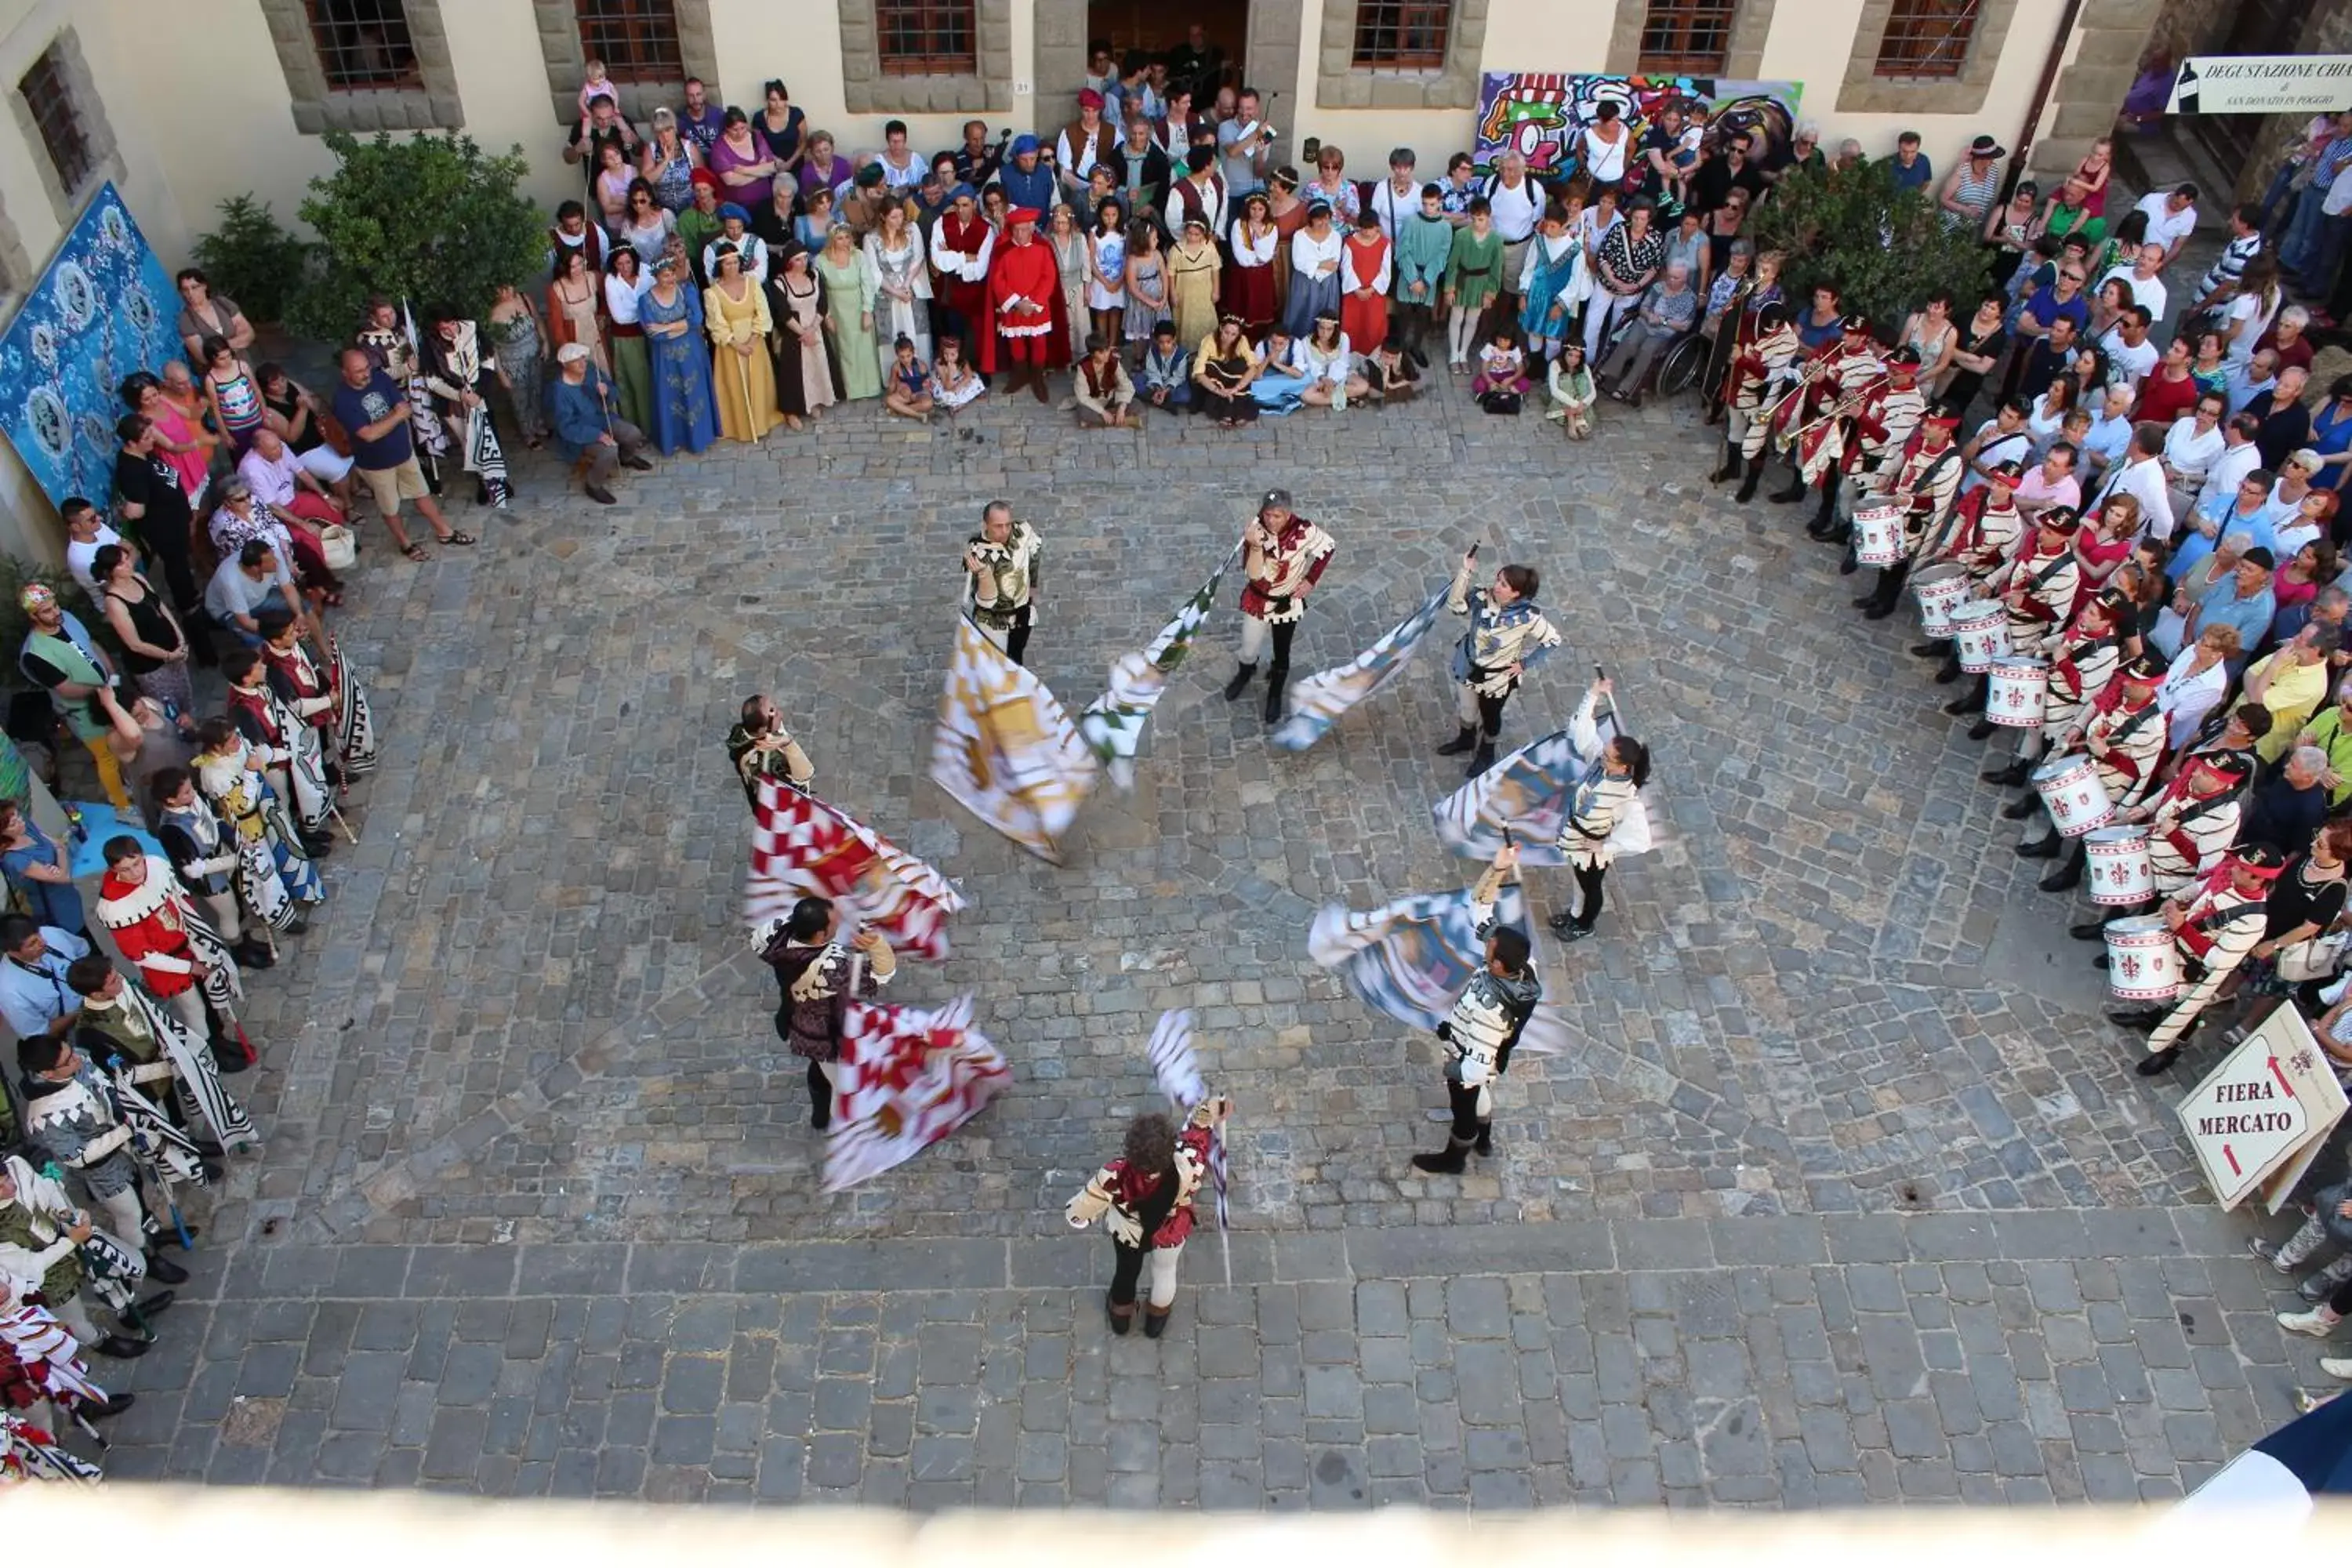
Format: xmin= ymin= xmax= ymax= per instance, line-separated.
xmin=747 ymin=779 xmax=964 ymax=961
xmin=931 ymin=618 xmax=1099 ymax=862
xmin=1080 ymin=539 xmax=1243 ymax=790
xmin=824 ymin=994 xmax=1011 ymax=1192
xmin=1308 ymin=881 xmax=1570 ymax=1056
xmin=1144 ymin=1007 xmax=1232 ymax=1271
xmin=1271 ymin=583 xmax=1451 ymax=753
xmin=1431 ymin=729 xmax=1580 ymax=865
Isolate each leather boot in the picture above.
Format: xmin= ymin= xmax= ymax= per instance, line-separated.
xmin=1982 ymin=759 xmax=2031 ymax=787
xmin=807 ymin=1060 xmax=832 ymax=1131
xmin=1467 ymin=740 xmax=1496 ymax=778
xmin=1734 ymin=463 xmax=1762 ymax=503
xmin=1837 ymin=539 xmax=1860 ymax=575
xmin=1933 ymin=656 xmax=1963 ymax=685
xmin=1435 ymin=725 xmax=1479 ymax=756
xmin=1806 ymin=492 xmax=1838 ymax=539
xmin=1143 ymin=1305 xmax=1171 ymax=1339
xmin=2038 ymin=841 xmax=2085 ymax=892
xmin=1942 ymin=675 xmax=1987 ymax=716
xmin=1769 ymin=474 xmax=1807 ymax=504
xmin=1412 ymin=1138 xmax=1472 ymax=1174
xmin=1222 ymin=662 xmax=1257 ymax=700
xmin=1029 ymin=365 xmax=1051 ymax=403
xmin=1863 ymin=566 xmax=1908 ymax=620
xmin=1908 ymin=640 xmax=1948 ymax=659
xmin=2000 ymin=793 xmax=2040 ymax=820
xmin=1262 ymin=665 xmax=1288 ymax=724
xmin=2134 ymin=1045 xmax=2183 ymax=1076
xmin=1708 ymin=445 xmax=1741 ymax=485
xmin=1475 ymin=1123 xmax=1494 ymax=1157
xmin=1105 ymin=1290 xmax=1134 ymax=1335
xmin=2016 ymin=833 xmax=2060 ymax=858
xmin=1966 ymin=717 xmax=1998 ymax=741
xmin=144 ymin=1252 xmax=189 ymax=1286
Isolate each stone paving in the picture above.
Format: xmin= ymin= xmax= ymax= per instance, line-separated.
xmin=74 ymin=363 xmax=2352 ymax=1504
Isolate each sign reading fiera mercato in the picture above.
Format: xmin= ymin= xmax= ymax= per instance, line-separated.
xmin=2176 ymin=1003 xmax=2348 ymax=1210
xmin=2167 ymin=56 xmax=2352 ymax=117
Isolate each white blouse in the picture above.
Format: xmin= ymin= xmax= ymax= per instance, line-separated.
xmin=2162 ymin=418 xmax=2227 ymax=484
xmin=1290 ymin=227 xmax=1343 ymax=280
xmin=603 ymin=270 xmax=648 ymax=325
xmin=1228 ymin=221 xmax=1276 ymax=267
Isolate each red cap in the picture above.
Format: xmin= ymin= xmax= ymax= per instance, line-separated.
xmin=1007 ymin=206 xmax=1042 ymax=225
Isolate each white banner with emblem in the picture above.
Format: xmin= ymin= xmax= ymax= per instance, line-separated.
xmin=2175 ymin=1002 xmax=2349 ymax=1212
xmin=2166 ymin=56 xmax=2352 ymax=116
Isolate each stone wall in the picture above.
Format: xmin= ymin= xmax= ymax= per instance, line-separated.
xmin=258 ymin=0 xmax=465 ymax=135
xmin=1313 ymin=0 xmax=1488 ymax=112
xmin=2027 ymin=0 xmax=2168 ymax=182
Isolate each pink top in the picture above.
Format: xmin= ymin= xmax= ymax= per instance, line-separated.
xmin=149 ymin=405 xmax=209 ymax=499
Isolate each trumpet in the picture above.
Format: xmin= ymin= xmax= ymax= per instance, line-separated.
xmin=1788 ymin=373 xmax=1890 ymax=442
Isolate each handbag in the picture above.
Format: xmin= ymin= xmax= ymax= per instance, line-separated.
xmin=2280 ymin=932 xmax=2350 ymax=984
xmin=1480 ymin=390 xmax=1523 ymax=416
xmin=318 ymin=524 xmax=358 ymax=572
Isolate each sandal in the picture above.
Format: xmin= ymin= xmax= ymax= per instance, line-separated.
xmin=441 ymin=531 xmax=477 ymax=547
xmin=401 ymin=542 xmax=430 ymax=562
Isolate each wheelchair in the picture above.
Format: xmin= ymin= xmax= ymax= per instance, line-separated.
xmin=1592 ymin=300 xmax=1708 ymax=403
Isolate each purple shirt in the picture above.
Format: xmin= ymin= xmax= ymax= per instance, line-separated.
xmin=677 ymin=102 xmax=727 ymax=154
xmin=707 ymin=133 xmax=774 ymax=210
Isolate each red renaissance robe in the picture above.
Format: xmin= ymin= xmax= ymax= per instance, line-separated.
xmin=97 ymin=858 xmax=206 ymax=999
xmin=977 ymin=234 xmax=1071 ymax=375
xmin=935 ymin=212 xmax=994 ymax=332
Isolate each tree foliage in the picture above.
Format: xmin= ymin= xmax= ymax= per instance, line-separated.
xmin=288 ymin=132 xmax=544 ymax=342
xmin=1746 ymin=159 xmax=1994 ymax=339
xmin=191 ymin=194 xmax=311 ymax=326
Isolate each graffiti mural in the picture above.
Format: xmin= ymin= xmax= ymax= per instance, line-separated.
xmin=1473 ymin=73 xmax=1805 ymax=183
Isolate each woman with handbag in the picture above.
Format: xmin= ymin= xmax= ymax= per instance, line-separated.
xmin=2241 ymin=821 xmax=2352 ymax=1005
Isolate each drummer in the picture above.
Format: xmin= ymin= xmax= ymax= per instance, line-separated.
xmin=1809 ymin=347 xmax=1927 ymax=543
xmin=2109 ymin=845 xmax=2285 ymax=1077
xmin=1911 ymin=460 xmax=2026 ymax=679
xmin=2069 ymin=749 xmax=2251 ymax=942
xmin=1990 ymin=506 xmax=2084 ymax=661
xmin=1984 ymin=589 xmax=2129 ymax=788
xmin=1849 ymin=408 xmax=1966 ymax=622
xmin=2012 ymin=651 xmax=2168 ymax=883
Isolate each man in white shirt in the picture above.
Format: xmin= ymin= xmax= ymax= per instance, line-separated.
xmin=2189 ymin=412 xmax=2264 ymax=526
xmin=2099 ymin=307 xmax=2159 ymax=388
xmin=2090 ymin=421 xmax=2175 ymax=543
xmin=1482 ymin=150 xmax=1543 ymax=321
xmin=2098 ymin=243 xmax=2169 ymax=325
xmin=2079 ymin=382 xmax=2139 ymax=486
xmin=2132 ymin=184 xmax=2200 ymax=269
xmin=60 ymin=498 xmax=125 ymax=609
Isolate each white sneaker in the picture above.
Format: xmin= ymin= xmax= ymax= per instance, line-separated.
xmin=2321 ymin=1358 xmax=2352 ymax=1381
xmin=2279 ymin=1308 xmax=2341 ymax=1337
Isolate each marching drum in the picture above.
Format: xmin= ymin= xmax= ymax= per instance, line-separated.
xmin=2030 ymin=753 xmax=2115 ymax=837
xmin=2082 ymin=825 xmax=2154 ymax=908
xmin=1951 ymin=601 xmax=2010 ymax=673
xmin=2103 ymin=913 xmax=2181 ymax=1004
xmin=1985 ymin=657 xmax=2049 ymax=730
xmin=1853 ymin=502 xmax=1907 ymax=568
xmin=1912 ymin=564 xmax=1971 ymax=638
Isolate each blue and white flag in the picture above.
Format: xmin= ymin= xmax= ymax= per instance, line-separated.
xmin=1430 ymin=728 xmax=1581 ymax=866
xmin=1271 ymin=583 xmax=1451 ymax=753
xmin=1144 ymin=1007 xmax=1230 ymax=1238
xmin=1307 ymin=882 xmax=1570 ymax=1055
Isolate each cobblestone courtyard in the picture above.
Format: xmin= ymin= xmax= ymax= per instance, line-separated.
xmin=84 ymin=383 xmax=2351 ymax=1505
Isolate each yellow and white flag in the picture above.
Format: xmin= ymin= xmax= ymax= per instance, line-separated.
xmin=929 ymin=617 xmax=1099 ymax=862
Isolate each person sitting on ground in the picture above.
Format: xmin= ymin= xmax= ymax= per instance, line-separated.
xmin=1547 ymin=341 xmax=1596 ymax=439
xmin=882 ymin=335 xmax=935 ymax=422
xmin=1472 ymin=325 xmax=1529 ymax=412
xmin=1073 ymin=332 xmax=1138 ymax=428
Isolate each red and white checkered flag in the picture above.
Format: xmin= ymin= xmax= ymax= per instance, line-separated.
xmin=823 ymin=994 xmax=1011 ymax=1192
xmin=746 ymin=779 xmax=964 ymax=961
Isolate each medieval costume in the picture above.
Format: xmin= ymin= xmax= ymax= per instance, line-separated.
xmin=2013 ymin=655 xmax=2169 ymax=866
xmin=726 ymin=714 xmax=815 ymax=806
xmin=16 ymin=1053 xmax=183 ymax=1256
xmin=930 ymin=195 xmax=996 ymax=345
xmin=1847 ymin=413 xmax=1966 ymax=620
xmin=420 ymin=319 xmax=512 ymax=509
xmin=158 ymin=778 xmax=295 ymax=951
xmin=965 ymin=517 xmax=1042 ymax=666
xmin=1439 ymin=554 xmax=1563 ymax=778
xmin=96 ymin=852 xmax=245 ymax=1054
xmin=194 ymin=733 xmax=325 ymax=918
xmin=74 ymin=966 xmax=257 ymax=1154
xmin=266 ymin=629 xmax=379 ymax=781
xmin=1987 ymin=511 xmax=2085 ymax=659
xmin=0 ymin=1285 xmax=120 ymax=1449
xmin=1410 ymin=855 xmax=1539 ymax=1174
xmin=2110 ymin=848 xmax=2282 ymax=1074
xmin=227 ymin=665 xmax=333 ymax=845
xmin=757 ymin=913 xmax=897 ymax=1131
xmin=1549 ymin=686 xmax=1642 ymax=942
xmin=977 ymin=210 xmax=1072 ymax=401
xmin=1715 ymin=307 xmax=1802 ymax=489
xmin=1985 ymin=592 xmax=2128 ymax=786
xmin=1221 ymin=491 xmax=1334 ymax=725
xmin=0 ymin=1153 xmax=151 ymax=1358
xmin=1751 ymin=317 xmax=1883 ymax=509
xmin=1065 ymin=1099 xmax=1227 ymax=1339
